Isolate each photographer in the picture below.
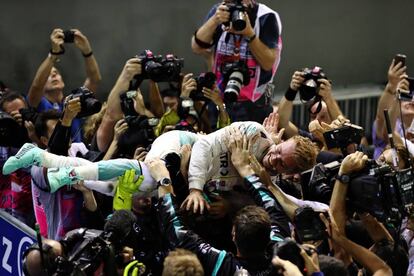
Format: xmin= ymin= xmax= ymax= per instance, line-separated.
xmin=96 ymin=57 xmax=163 ymax=151
xmin=181 ymin=73 xmax=230 ymax=131
xmin=0 ymin=91 xmax=40 ymax=146
xmin=154 ymin=87 xmax=185 ymax=135
xmin=23 ymin=215 xmax=140 ymax=276
xmin=320 ymin=212 xmax=393 ymax=276
xmin=328 ymin=150 xmax=409 ymax=275
xmin=38 ymin=97 xmax=81 ymax=154
xmin=0 ymin=91 xmax=36 ymax=225
xmin=278 ymin=69 xmax=343 ymax=139
xmin=373 ymin=57 xmax=410 ymax=159
xmin=191 ymin=0 xmax=282 ymax=123
xmin=27 ymin=28 xmax=102 ymax=142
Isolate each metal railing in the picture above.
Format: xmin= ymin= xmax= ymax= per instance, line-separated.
xmin=276 ymin=85 xmax=384 ymax=135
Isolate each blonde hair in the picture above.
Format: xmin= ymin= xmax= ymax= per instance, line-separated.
xmin=290 ymin=135 xmax=319 ymax=173
xmin=83 ymin=102 xmax=107 ymax=144
xmin=162 ymin=249 xmax=204 ymax=276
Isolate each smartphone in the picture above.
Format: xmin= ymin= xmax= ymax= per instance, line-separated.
xmin=408 ymin=77 xmax=414 ymax=93
xmin=395 ymin=54 xmax=406 ymax=67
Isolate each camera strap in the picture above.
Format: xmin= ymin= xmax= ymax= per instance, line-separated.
xmin=307 ymin=95 xmax=323 ymax=115
xmin=231 ymin=34 xmax=244 ymax=61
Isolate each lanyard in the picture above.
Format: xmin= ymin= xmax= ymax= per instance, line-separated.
xmin=231 ymin=34 xmax=243 ymax=61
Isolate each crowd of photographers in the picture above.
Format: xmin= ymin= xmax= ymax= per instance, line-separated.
xmin=1 ymin=0 xmax=414 ymax=275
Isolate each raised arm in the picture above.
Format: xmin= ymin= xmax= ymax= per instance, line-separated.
xmin=148 ymin=80 xmax=164 ymax=118
xmin=27 ymin=29 xmax=63 ymax=108
xmin=320 ymin=213 xmax=392 ymax=276
xmin=191 ymin=4 xmax=226 ymax=56
xmin=278 ymin=71 xmax=304 ymax=138
xmin=235 ymin=13 xmax=279 ymax=71
xmin=329 ymin=152 xmax=368 ymax=266
xmin=375 ymin=58 xmax=406 ymax=141
xmin=318 ymin=78 xmax=342 ymax=121
xmin=331 ymin=152 xmax=367 ymax=233
xmin=96 ymin=58 xmax=141 ymax=151
xmin=72 ymin=29 xmax=102 ymax=93
xmin=48 ymin=97 xmax=81 ymax=155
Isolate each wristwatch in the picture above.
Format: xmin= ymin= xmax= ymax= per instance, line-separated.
xmin=336 ymin=174 xmax=350 ymax=184
xmin=157 ymin=177 xmax=172 ymax=187
xmin=247 ymin=33 xmax=256 ymax=43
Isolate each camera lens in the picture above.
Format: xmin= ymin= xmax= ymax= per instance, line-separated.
xmin=231 ymin=11 xmax=246 ymax=31
xmin=299 ymin=80 xmax=318 ymax=102
xmin=84 ymin=98 xmax=102 ymax=115
xmin=224 ymin=71 xmax=244 ymax=103
xmin=63 ymin=30 xmax=75 ymax=43
xmin=145 ymin=61 xmax=163 ymax=78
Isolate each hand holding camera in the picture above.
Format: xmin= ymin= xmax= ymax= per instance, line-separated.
xmin=181 ymin=73 xmax=197 ymax=98
xmin=62 ymin=96 xmax=81 ymax=126
xmin=289 ymin=71 xmax=305 ymax=91
xmin=133 ymin=147 xmax=148 ymax=162
xmin=188 ymin=72 xmax=217 ymax=102
xmin=50 ymin=28 xmax=92 ymax=56
xmin=387 ymin=56 xmax=407 ymax=93
xmin=66 ymin=87 xmax=102 ymax=118
xmin=50 ymin=28 xmax=65 ymax=53
xmin=135 ymin=50 xmax=183 ymax=83
xmin=120 ymin=58 xmax=142 ymax=83
xmin=273 ymin=238 xmax=321 ymax=276
xmin=230 ymin=11 xmax=254 ymax=37
xmin=213 ymin=3 xmax=231 ymax=25
xmin=272 ymin=256 xmax=302 ymax=276
xmin=71 ymin=29 xmax=92 ymax=56
xmin=298 ymin=67 xmax=327 ymax=102
xmin=339 ymin=151 xmax=368 ymax=175
xmin=113 ymin=119 xmax=129 ymax=142
xmin=202 ymin=87 xmax=223 ymax=106
xmin=9 ymin=109 xmax=23 ymax=125
xmin=317 ymin=78 xmax=333 ymax=100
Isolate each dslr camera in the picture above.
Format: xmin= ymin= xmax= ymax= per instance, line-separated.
xmin=189 ymin=72 xmax=217 ymax=101
xmin=294 ymin=206 xmax=327 ymax=243
xmin=120 ymin=90 xmax=139 ymax=117
xmin=119 ymin=91 xmax=159 ymax=133
xmin=53 ymin=230 xmax=129 ymax=276
xmin=299 ymin=66 xmax=327 ymax=102
xmin=222 ymin=60 xmax=250 ymax=103
xmin=63 ymin=30 xmax=75 ymax=43
xmin=66 ymin=87 xmax=102 ymax=118
xmin=323 ymin=123 xmax=364 ymax=153
xmin=19 ymin=107 xmax=39 ymax=124
xmin=348 ymin=164 xmax=414 ymax=225
xmin=119 ymin=91 xmax=158 ymax=146
xmin=0 ymin=111 xmax=22 ymax=147
xmin=224 ymin=0 xmax=247 ymax=31
xmin=301 ymin=161 xmax=341 ymax=204
xmin=273 ymin=238 xmax=315 ymax=275
xmin=136 ymin=50 xmax=184 ymax=83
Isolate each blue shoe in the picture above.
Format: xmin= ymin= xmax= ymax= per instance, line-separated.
xmin=47 ymin=167 xmax=82 ymax=193
xmin=2 ymin=143 xmax=43 ymax=175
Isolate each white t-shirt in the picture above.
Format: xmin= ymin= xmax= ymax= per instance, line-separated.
xmin=188 ymin=121 xmax=273 ymax=191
